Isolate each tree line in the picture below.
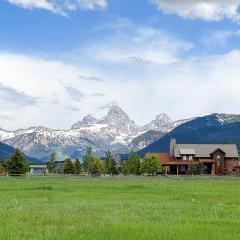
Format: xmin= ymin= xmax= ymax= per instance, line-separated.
xmin=0 ymin=147 xmax=207 ymax=176
xmin=47 ymin=147 xmax=162 ymax=175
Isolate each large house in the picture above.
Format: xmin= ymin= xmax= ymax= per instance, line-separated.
xmin=159 ymin=139 xmax=239 ymax=175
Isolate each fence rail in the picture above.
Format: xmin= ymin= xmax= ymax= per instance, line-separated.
xmin=0 ymin=173 xmax=240 ymax=180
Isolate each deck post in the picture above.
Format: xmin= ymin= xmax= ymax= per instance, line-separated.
xmin=211 ymin=163 xmax=215 ymax=175
xmin=177 ymin=165 xmax=179 ymax=176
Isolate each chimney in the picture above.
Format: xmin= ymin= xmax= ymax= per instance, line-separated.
xmin=170 ymin=138 xmax=176 ymax=156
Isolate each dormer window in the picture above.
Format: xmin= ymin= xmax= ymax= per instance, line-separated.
xmin=180 ymin=149 xmax=195 ymax=161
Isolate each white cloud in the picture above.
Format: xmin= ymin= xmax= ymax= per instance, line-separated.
xmin=83 ymin=21 xmax=194 ymax=65
xmin=6 ymin=0 xmax=108 ymax=15
xmin=150 ymin=0 xmax=240 ymax=21
xmin=1 ymin=21 xmax=240 ymax=130
xmin=0 ymin=83 xmax=38 ymax=109
xmin=64 ymin=86 xmax=85 ymax=101
xmin=0 ymin=51 xmax=108 ymax=129
xmin=202 ymin=30 xmax=240 ymax=45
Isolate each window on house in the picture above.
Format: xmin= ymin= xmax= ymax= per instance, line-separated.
xmin=183 ymin=155 xmax=187 ymax=161
xmin=217 ymin=155 xmax=221 ymax=159
xmin=189 ymin=156 xmax=193 ymax=160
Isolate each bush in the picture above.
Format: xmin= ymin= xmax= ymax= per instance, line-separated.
xmin=141 ymin=153 xmax=162 ymax=174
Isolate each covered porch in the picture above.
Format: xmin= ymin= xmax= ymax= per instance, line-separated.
xmin=163 ymin=160 xmax=215 ymax=175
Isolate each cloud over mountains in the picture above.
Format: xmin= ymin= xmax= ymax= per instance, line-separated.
xmin=6 ymin=0 xmax=108 ymax=15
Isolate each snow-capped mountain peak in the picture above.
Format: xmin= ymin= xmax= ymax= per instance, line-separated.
xmin=143 ymin=113 xmax=172 ymax=130
xmin=153 ymin=113 xmax=172 ymax=128
xmin=0 ymin=105 xmax=194 ymax=160
xmin=213 ymin=113 xmax=240 ymax=125
xmin=71 ymin=115 xmax=98 ymax=129
xmin=101 ymin=105 xmax=131 ymax=124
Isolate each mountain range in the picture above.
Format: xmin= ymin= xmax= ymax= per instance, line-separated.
xmin=0 ymin=106 xmax=181 ymax=161
xmin=0 ymin=106 xmax=239 ymax=162
xmin=139 ymin=113 xmax=240 ymax=156
xmin=0 ymin=141 xmax=41 ymax=163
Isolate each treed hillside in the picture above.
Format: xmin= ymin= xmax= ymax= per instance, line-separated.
xmin=139 ymin=114 xmax=240 ymax=155
xmin=0 ymin=141 xmax=41 ymax=163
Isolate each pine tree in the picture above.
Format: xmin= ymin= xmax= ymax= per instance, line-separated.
xmin=74 ymin=158 xmax=81 ymax=174
xmin=7 ymin=149 xmax=29 ymax=174
xmin=105 ymin=150 xmax=111 ymax=173
xmin=47 ymin=152 xmax=56 ymax=173
xmin=108 ymin=158 xmax=119 ymax=175
xmin=83 ymin=147 xmax=94 ymax=173
xmin=122 ymin=160 xmax=130 ymax=174
xmin=62 ymin=159 xmax=75 ymax=174
xmin=104 ymin=151 xmax=119 ymax=175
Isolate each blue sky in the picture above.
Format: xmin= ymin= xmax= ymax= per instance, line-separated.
xmin=0 ymin=0 xmax=240 ymax=130
xmin=1 ymin=0 xmax=240 ymax=55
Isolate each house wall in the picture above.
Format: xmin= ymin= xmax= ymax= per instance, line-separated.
xmin=224 ymin=159 xmax=237 ymax=175
xmin=212 ymin=150 xmax=225 ymax=175
xmin=30 ymin=168 xmax=47 ymax=174
xmin=168 ymin=156 xmax=238 ymax=175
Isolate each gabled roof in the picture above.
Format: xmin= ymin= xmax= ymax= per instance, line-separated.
xmin=210 ymin=148 xmax=226 ymax=155
xmin=173 ymin=144 xmax=239 ymax=158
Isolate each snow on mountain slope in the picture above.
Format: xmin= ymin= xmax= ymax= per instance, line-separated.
xmin=143 ymin=113 xmax=172 ymax=131
xmin=0 ymin=105 xmax=191 ymax=160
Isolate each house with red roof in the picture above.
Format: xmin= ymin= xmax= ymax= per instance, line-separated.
xmin=159 ymin=139 xmax=239 ymax=175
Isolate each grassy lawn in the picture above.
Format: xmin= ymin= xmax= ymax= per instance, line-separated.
xmin=0 ymin=177 xmax=240 ymax=240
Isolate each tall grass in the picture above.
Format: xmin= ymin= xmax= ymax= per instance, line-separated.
xmin=0 ymin=178 xmax=240 ymax=239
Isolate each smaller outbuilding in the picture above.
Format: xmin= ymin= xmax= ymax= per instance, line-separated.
xmin=29 ymin=165 xmax=48 ymax=174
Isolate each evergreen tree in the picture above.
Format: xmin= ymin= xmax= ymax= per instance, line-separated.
xmin=105 ymin=150 xmax=111 ymax=173
xmin=188 ymin=162 xmax=204 ymax=175
xmin=105 ymin=151 xmax=119 ymax=175
xmin=83 ymin=147 xmax=94 ymax=172
xmin=62 ymin=159 xmax=75 ymax=174
xmin=74 ymin=158 xmax=81 ymax=174
xmin=121 ymin=160 xmax=130 ymax=174
xmin=108 ymin=158 xmax=119 ymax=175
xmin=141 ymin=153 xmax=162 ymax=174
xmin=196 ymin=162 xmax=204 ymax=175
xmin=47 ymin=152 xmax=56 ymax=173
xmin=7 ymin=149 xmax=29 ymax=174
xmin=188 ymin=160 xmax=194 ymax=175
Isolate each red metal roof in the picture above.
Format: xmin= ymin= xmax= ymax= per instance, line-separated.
xmin=158 ymin=153 xmax=174 ymax=164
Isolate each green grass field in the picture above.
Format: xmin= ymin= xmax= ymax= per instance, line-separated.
xmin=1 ymin=177 xmax=240 ymax=240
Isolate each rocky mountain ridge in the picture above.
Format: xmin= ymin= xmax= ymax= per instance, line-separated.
xmin=1 ymin=107 xmax=238 ymax=161
xmin=139 ymin=113 xmax=240 ymax=155
xmin=0 ymin=105 xmax=178 ymax=160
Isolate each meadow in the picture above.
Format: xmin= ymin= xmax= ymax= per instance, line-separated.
xmin=0 ymin=177 xmax=240 ymax=240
